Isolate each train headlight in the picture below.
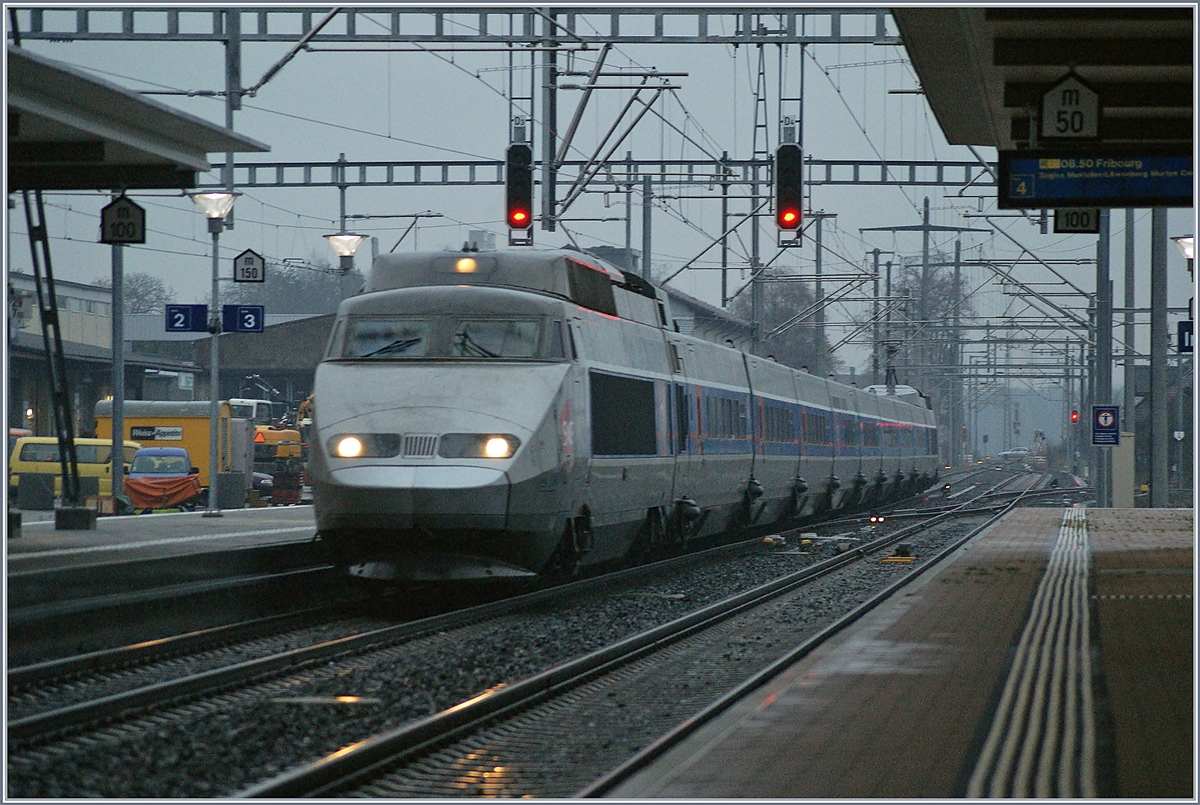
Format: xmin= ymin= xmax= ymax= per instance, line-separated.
xmin=335 ymin=436 xmax=363 ymax=458
xmin=484 ymin=437 xmax=510 ymax=458
xmin=328 ymin=433 xmax=400 ymax=458
xmin=439 ymin=433 xmax=520 ymax=459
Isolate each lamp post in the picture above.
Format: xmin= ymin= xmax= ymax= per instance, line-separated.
xmin=190 ymin=192 xmax=237 ymax=517
xmin=324 ymin=233 xmax=367 ymax=274
xmin=1172 ymin=235 xmax=1193 ymax=501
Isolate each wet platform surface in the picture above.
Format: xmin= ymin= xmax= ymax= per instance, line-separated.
xmin=609 ymin=507 xmax=1193 ymax=799
xmin=7 ymin=505 xmax=318 ymax=572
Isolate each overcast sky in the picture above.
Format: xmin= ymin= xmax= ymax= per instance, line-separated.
xmin=6 ymin=7 xmax=1196 ymax=445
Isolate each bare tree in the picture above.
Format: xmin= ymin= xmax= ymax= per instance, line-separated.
xmin=93 ymin=272 xmax=176 ymax=313
xmin=730 ymin=269 xmax=842 ymax=376
xmin=223 ymin=252 xmax=365 ymax=314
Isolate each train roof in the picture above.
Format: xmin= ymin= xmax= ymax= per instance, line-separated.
xmin=366 ymin=248 xmax=667 ymax=328
xmin=368 ymin=248 xmax=619 ymax=294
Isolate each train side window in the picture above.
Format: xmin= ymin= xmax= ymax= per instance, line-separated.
xmin=591 ymin=371 xmax=656 ymax=456
xmin=668 ymin=343 xmax=683 ymax=373
xmin=566 ymin=259 xmax=618 ymax=316
xmin=546 ymin=320 xmax=566 ymax=359
xmin=325 ymin=320 xmax=345 ymax=358
xmin=675 ymin=385 xmax=689 ymax=453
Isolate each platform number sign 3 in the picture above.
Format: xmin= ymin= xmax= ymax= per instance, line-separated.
xmin=222 ymin=304 xmax=265 ymax=333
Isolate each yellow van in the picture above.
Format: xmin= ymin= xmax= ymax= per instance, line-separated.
xmin=9 ymin=437 xmax=141 ymax=498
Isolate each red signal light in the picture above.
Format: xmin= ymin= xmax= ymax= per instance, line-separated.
xmin=774 ymin=143 xmax=803 ymax=231
xmin=1070 ymin=410 xmax=1080 ymax=423
xmin=505 ymin=143 xmax=533 ymax=230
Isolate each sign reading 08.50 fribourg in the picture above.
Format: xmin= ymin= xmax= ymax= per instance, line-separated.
xmin=999 ymin=150 xmax=1193 ymax=209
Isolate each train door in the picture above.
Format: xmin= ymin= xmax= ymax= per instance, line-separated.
xmin=795 ymin=372 xmax=835 ymax=515
xmin=743 ymin=354 xmax=801 ymax=523
xmin=666 ymin=336 xmax=697 ymax=515
xmin=857 ymin=389 xmax=885 ymax=504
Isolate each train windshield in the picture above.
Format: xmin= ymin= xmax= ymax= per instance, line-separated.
xmin=343 ymin=319 xmax=431 ymax=358
xmin=451 ymin=320 xmax=539 ymax=358
xmin=337 ymin=316 xmax=557 ymax=360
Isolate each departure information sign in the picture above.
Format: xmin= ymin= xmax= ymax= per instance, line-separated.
xmin=998 ymin=149 xmax=1192 ymax=209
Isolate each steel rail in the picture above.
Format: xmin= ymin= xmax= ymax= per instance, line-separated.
xmin=237 ymin=494 xmax=1005 ymax=798
xmin=580 ymin=493 xmax=1034 ymax=796
xmin=5 ymin=534 xmax=765 ymax=745
xmin=7 ymin=603 xmax=358 ymax=692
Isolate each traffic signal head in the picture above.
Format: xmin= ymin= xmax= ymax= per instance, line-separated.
xmin=774 ymin=143 xmax=803 ymax=230
xmin=1070 ymin=410 xmax=1080 ymax=423
xmin=505 ymin=143 xmax=533 ymax=230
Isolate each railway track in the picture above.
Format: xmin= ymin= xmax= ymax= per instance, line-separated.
xmin=8 ymin=475 xmax=1049 ymax=797
xmin=243 ymin=492 xmax=1027 ymax=797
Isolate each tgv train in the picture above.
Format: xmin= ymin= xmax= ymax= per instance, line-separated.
xmin=309 ymin=248 xmax=938 ymax=584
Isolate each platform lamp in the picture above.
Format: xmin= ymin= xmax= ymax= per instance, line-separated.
xmin=324 ymin=233 xmax=367 ymax=275
xmin=189 ymin=191 xmax=238 ymax=517
xmin=1171 ymin=234 xmax=1193 ymax=493
xmin=1172 ymin=235 xmax=1194 ymax=275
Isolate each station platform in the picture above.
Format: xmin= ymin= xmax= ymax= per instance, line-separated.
xmin=6 ymin=505 xmax=318 ymax=573
xmin=609 ymin=507 xmax=1194 ymax=799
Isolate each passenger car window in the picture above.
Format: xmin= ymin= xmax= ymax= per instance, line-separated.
xmin=20 ymin=443 xmax=60 ymax=462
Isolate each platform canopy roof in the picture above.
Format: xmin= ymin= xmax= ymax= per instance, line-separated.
xmin=891 ymin=7 xmax=1193 ymax=152
xmin=7 ymin=44 xmax=268 ymax=192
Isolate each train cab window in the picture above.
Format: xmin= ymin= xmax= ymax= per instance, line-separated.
xmin=343 ymin=319 xmax=430 ymax=358
xmin=452 ymin=319 xmax=539 ymax=358
xmin=546 ymin=321 xmax=566 ymax=359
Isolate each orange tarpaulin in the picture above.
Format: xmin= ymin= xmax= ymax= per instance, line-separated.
xmin=124 ymin=475 xmax=203 ymax=510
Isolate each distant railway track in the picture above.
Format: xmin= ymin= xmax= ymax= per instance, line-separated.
xmin=7 ymin=476 xmax=1050 ymax=797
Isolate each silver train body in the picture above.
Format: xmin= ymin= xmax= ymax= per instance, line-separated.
xmin=310 ymin=248 xmax=939 ymax=584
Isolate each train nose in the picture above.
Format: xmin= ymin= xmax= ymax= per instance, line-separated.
xmin=326 ymin=465 xmax=509 ymax=530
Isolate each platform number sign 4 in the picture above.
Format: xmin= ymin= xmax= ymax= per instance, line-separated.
xmin=233 ymin=249 xmax=266 ymax=283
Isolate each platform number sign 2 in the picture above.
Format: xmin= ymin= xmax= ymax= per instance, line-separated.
xmin=164 ymin=304 xmax=208 ymax=333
